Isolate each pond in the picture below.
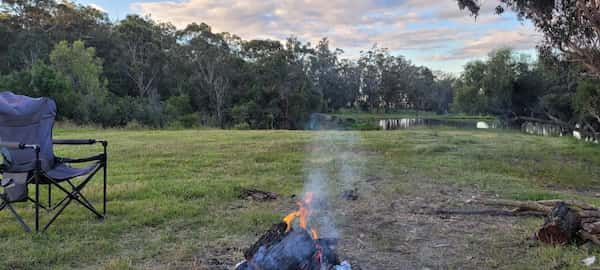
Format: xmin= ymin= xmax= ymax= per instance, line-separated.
xmin=378 ymin=118 xmax=502 ymax=130
xmin=379 ymin=118 xmax=599 ymax=143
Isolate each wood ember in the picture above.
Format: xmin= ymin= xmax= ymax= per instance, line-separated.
xmin=244 ymin=222 xmax=287 ymax=260
xmin=341 ymin=188 xmax=359 ymax=201
xmin=240 ymin=188 xmax=278 ymax=201
xmin=435 ymin=199 xmax=600 ymax=246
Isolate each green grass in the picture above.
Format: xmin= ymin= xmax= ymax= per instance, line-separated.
xmin=1 ymin=127 xmax=599 ymax=269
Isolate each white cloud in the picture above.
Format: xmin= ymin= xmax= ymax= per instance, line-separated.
xmin=89 ymin=3 xmax=106 ymax=12
xmin=130 ymin=0 xmax=541 ymax=70
xmin=424 ymin=26 xmax=542 ymax=61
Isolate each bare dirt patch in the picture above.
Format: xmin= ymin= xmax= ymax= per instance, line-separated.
xmin=332 ymin=175 xmax=534 ymax=269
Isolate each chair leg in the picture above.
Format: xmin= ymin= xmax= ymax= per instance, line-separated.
xmin=48 ymin=184 xmax=51 ymax=209
xmin=5 ymin=202 xmax=31 ymax=232
xmin=27 ymin=197 xmax=48 ymax=211
xmin=0 ymin=197 xmax=31 ymax=232
xmin=51 ymin=181 xmax=102 ymax=217
xmin=35 ymin=173 xmax=39 ymax=232
xmin=103 ymin=163 xmax=106 ymax=217
xmin=42 ymin=170 xmax=104 ymax=231
xmin=102 ymin=142 xmax=107 ymax=217
xmin=65 ymin=181 xmax=95 ymax=211
xmin=43 ymin=185 xmax=102 ymax=231
xmin=34 ymin=149 xmax=40 ymax=233
xmin=43 ymin=197 xmax=72 ymax=232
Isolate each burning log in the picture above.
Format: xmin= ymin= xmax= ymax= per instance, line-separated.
xmin=244 ymin=222 xmax=288 ymax=260
xmin=236 ymin=192 xmax=349 ymax=270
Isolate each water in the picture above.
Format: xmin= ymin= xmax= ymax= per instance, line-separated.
xmin=379 ymin=118 xmax=599 ymax=143
xmin=378 ymin=118 xmax=500 ymax=131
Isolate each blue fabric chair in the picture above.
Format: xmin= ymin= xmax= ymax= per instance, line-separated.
xmin=0 ymin=91 xmax=107 ymax=232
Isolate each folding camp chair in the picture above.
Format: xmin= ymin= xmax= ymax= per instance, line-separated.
xmin=0 ymin=91 xmax=107 ymax=232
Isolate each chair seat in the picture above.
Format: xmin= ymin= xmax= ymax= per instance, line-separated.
xmin=45 ymin=163 xmax=99 ymax=181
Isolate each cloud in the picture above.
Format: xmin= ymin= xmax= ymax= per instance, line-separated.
xmin=424 ymin=27 xmax=542 ymax=61
xmin=130 ymin=0 xmax=541 ymax=70
xmin=89 ymin=3 xmax=106 ymax=12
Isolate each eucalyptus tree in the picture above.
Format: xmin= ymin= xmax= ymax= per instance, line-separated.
xmin=457 ymin=0 xmax=600 ymax=77
xmin=115 ymin=15 xmax=176 ymax=99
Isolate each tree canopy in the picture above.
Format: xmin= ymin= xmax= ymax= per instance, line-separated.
xmin=0 ymin=0 xmax=455 ymax=129
xmin=457 ymin=0 xmax=600 ymax=77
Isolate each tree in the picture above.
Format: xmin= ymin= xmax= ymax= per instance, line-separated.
xmin=358 ymin=46 xmax=387 ymax=112
xmin=308 ymin=38 xmax=348 ymax=112
xmin=454 ymin=60 xmax=487 ymax=114
xmin=431 ymin=72 xmax=456 ymax=114
xmin=50 ymin=40 xmax=105 ymax=95
xmin=457 ymin=0 xmax=600 ymax=77
xmin=454 ymin=49 xmax=518 ymax=116
xmin=574 ymin=79 xmax=600 ymax=131
xmin=49 ymin=40 xmax=110 ymax=123
xmin=116 ymin=15 xmax=175 ymax=98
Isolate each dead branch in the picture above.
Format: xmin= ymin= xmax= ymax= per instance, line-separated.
xmin=433 ymin=209 xmax=546 ymax=217
xmin=475 ymin=199 xmax=553 ymax=213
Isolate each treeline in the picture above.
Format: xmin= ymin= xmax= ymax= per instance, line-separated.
xmin=454 ymin=48 xmax=600 ymax=135
xmin=0 ymin=1 xmax=453 ymax=129
xmin=455 ymin=0 xmax=600 ymax=136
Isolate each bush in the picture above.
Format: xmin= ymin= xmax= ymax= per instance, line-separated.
xmin=233 ymin=122 xmax=251 ymax=130
xmin=125 ymin=120 xmax=144 ymax=129
xmin=165 ymin=94 xmax=193 ymax=122
xmin=177 ymin=113 xmax=201 ymax=128
xmin=351 ymin=121 xmax=380 ymax=130
xmin=574 ymin=79 xmax=600 ymax=122
xmin=130 ymin=97 xmax=166 ymax=127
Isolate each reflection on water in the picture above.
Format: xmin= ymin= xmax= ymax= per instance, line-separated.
xmin=379 ymin=118 xmax=599 ymax=143
xmin=378 ymin=118 xmax=498 ymax=131
xmin=520 ymin=121 xmax=569 ymax=137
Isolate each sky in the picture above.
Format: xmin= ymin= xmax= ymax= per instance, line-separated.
xmin=75 ymin=0 xmax=542 ymax=74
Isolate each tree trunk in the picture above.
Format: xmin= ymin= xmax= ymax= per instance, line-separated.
xmin=536 ymin=202 xmax=581 ymax=245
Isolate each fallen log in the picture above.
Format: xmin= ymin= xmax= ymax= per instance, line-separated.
xmin=475 ymin=199 xmax=553 ymax=213
xmin=535 ymin=202 xmax=581 ymax=245
xmin=442 ymin=199 xmax=600 ymax=246
xmin=583 ymin=221 xmax=600 ymax=234
xmin=433 ymin=209 xmax=546 ymax=217
xmin=537 ymin=200 xmax=598 ymax=211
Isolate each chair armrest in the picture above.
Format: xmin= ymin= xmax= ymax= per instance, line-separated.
xmin=56 ymin=154 xmax=105 ymax=163
xmin=0 ymin=141 xmax=39 ymax=150
xmin=53 ymin=139 xmax=97 ymax=145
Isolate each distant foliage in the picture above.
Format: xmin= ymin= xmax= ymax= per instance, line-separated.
xmin=454 ymin=48 xmax=600 ymax=135
xmin=457 ymin=0 xmax=600 ymax=77
xmin=0 ymin=0 xmax=456 ymax=129
xmin=575 ymin=80 xmax=600 ymax=126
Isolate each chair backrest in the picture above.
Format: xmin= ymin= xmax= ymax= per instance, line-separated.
xmin=0 ymin=91 xmax=56 ymax=172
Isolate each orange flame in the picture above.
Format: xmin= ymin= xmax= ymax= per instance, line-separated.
xmin=311 ymin=228 xmax=319 ymax=239
xmin=283 ymin=192 xmax=319 ymax=240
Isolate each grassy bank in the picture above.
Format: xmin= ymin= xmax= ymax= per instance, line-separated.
xmin=1 ymin=127 xmax=599 ymax=269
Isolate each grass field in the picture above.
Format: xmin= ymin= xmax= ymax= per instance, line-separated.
xmin=1 ymin=127 xmax=600 ymax=269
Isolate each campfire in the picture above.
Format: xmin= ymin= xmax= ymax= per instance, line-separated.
xmin=235 ymin=192 xmax=351 ymax=270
